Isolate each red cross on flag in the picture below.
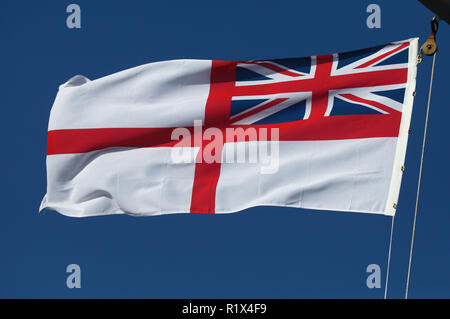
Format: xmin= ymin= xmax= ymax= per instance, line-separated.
xmin=41 ymin=38 xmax=418 ymax=217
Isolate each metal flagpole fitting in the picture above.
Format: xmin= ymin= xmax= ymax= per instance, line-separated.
xmin=422 ymin=16 xmax=439 ymax=56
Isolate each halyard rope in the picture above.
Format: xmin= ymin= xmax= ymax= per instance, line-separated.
xmin=384 ymin=214 xmax=396 ymax=299
xmin=405 ymin=50 xmax=437 ymax=299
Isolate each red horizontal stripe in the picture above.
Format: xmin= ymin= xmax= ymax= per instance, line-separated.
xmin=47 ymin=127 xmax=184 ymax=155
xmin=232 ymin=68 xmax=408 ymax=96
xmin=47 ymin=114 xmax=401 ymax=155
xmin=253 ymin=113 xmax=401 ymax=142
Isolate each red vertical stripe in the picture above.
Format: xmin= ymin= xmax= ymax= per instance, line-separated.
xmin=189 ymin=61 xmax=236 ymax=213
xmin=309 ymin=55 xmax=334 ymax=119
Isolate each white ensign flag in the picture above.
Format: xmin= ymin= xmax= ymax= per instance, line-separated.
xmin=41 ymin=38 xmax=418 ymax=217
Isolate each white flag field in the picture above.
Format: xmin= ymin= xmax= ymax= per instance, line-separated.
xmin=40 ymin=38 xmax=418 ymax=217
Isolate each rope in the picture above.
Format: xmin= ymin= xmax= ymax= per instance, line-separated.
xmin=405 ymin=51 xmax=437 ymax=299
xmin=384 ymin=215 xmax=395 ymax=299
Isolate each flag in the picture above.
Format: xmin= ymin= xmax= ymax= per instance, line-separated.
xmin=40 ymin=38 xmax=418 ymax=217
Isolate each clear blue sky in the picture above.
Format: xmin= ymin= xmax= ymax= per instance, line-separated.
xmin=1 ymin=0 xmax=449 ymax=298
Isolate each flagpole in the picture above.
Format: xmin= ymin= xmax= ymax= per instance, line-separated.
xmin=405 ymin=17 xmax=439 ymax=298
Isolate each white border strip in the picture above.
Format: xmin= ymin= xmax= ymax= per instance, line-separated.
xmin=384 ymin=38 xmax=419 ymax=216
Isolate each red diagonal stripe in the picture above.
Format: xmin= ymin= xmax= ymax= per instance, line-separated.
xmin=240 ymin=61 xmax=305 ymax=77
xmin=339 ymin=93 xmax=401 ymax=115
xmin=354 ymin=42 xmax=409 ymax=69
xmin=230 ymin=98 xmax=288 ymax=124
